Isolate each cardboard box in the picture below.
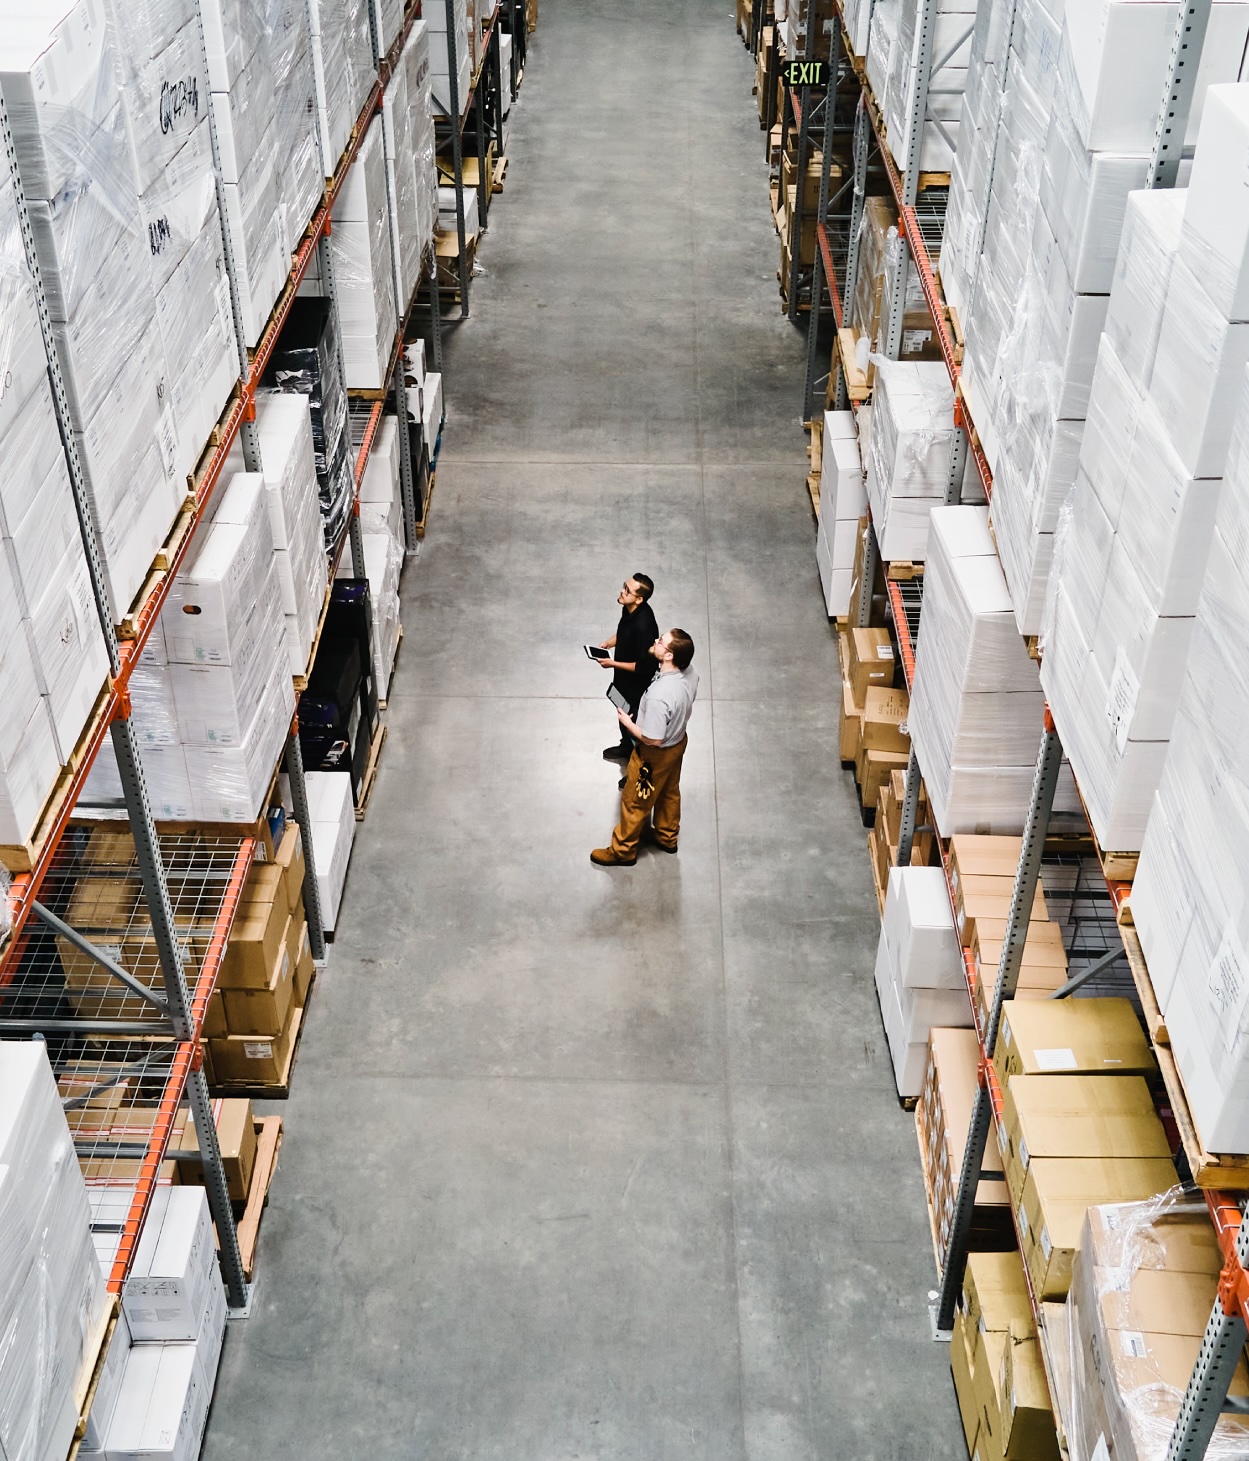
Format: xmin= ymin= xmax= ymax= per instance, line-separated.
xmin=123 ymin=1187 xmax=216 ymax=1342
xmin=994 ymin=999 xmax=1156 ymax=1083
xmin=998 ymin=1327 xmax=1060 ymax=1461
xmin=1019 ymin=1156 xmax=1179 ymax=1299
xmin=951 ymin=1308 xmax=980 ymax=1455
xmin=964 ymin=1251 xmax=1033 ymax=1339
xmin=859 ymin=686 xmax=910 ymax=754
xmin=209 ymin=1003 xmax=298 ymax=1086
xmin=1083 ymin=1203 xmax=1221 ymax=1277
xmin=1001 ymin=1076 xmax=1170 ymax=1207
xmin=174 ymin=1097 xmax=257 ymax=1203
xmin=203 ymin=990 xmax=227 ymax=1038
xmin=846 ymin=626 xmax=895 ymax=705
xmin=275 ymin=821 xmax=305 ymax=915
xmin=839 ymin=678 xmax=860 ymax=764
xmin=289 ymin=915 xmax=314 ymax=1006
xmin=220 ymin=894 xmax=289 ymax=991
xmin=856 ymin=748 xmax=910 ymax=805
xmin=958 ymin=883 xmax=1049 ymax=948
xmin=221 ymin=918 xmax=293 ymax=1035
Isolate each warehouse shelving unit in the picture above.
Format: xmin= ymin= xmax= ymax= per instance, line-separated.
xmin=0 ymin=0 xmax=446 ymax=1329
xmin=811 ymin=0 xmax=1249 ymax=1454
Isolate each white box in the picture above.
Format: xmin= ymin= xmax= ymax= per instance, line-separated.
xmin=83 ymin=1309 xmax=132 ymax=1451
xmin=1182 ymin=85 xmax=1249 ymax=321
xmin=122 ymin=1188 xmax=215 ymax=1343
xmin=99 ymin=1341 xmax=208 ymax=1461
xmin=884 ymin=865 xmax=963 ymax=990
xmin=308 ymin=769 xmax=356 ymax=930
xmin=1105 ymin=188 xmax=1185 ymax=391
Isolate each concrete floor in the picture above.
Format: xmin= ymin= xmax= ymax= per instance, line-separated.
xmin=202 ymin=1 xmax=967 ymax=1456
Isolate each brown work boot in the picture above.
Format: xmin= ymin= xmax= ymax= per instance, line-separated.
xmin=590 ymin=847 xmax=636 ymax=866
xmin=644 ymin=827 xmax=677 ymax=853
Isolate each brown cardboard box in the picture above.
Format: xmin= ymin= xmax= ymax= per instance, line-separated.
xmin=1083 ymin=1203 xmax=1221 ymax=1276
xmin=209 ymin=1004 xmax=298 ymax=1087
xmin=994 ymin=999 xmax=1156 ymax=1084
xmin=174 ymin=1097 xmax=257 ymax=1203
xmin=1019 ymin=1156 xmax=1179 ymax=1299
xmin=244 ymin=861 xmax=284 ymax=909
xmin=836 ymin=629 xmax=852 ymax=682
xmin=1001 ymin=1075 xmax=1162 ymax=1205
xmin=275 ymin=823 xmax=305 ymax=916
xmin=998 ymin=1326 xmax=1061 ymax=1460
xmin=846 ymin=627 xmax=895 ymax=706
xmin=949 ymin=835 xmax=1024 ymax=886
xmin=973 ymin=1329 xmax=1007 ymax=1461
xmin=203 ymin=990 xmax=227 ymax=1038
xmin=78 ymin=826 xmax=138 ymax=866
xmin=222 ymin=919 xmax=293 ymax=1035
xmin=951 ymin=1308 xmax=980 ymax=1454
xmin=289 ymin=916 xmax=314 ymax=1006
xmin=856 ymin=748 xmax=909 ymax=804
xmin=964 ymin=1251 xmax=1032 ymax=1338
xmin=859 ymin=686 xmax=909 ymax=754
xmin=957 ymin=879 xmax=1049 ymax=946
xmin=220 ymin=895 xmax=289 ymax=991
xmin=839 ymin=679 xmax=860 ymax=764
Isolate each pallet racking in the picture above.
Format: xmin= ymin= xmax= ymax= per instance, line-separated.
xmin=0 ymin=0 xmax=452 ymax=1322
xmin=792 ymin=0 xmax=1249 ymax=1452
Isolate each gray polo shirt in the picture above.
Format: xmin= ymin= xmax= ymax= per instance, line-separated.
xmin=636 ymin=666 xmax=699 ymax=748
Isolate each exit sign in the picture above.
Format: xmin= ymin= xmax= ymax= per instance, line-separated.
xmin=785 ymin=59 xmax=826 ymax=88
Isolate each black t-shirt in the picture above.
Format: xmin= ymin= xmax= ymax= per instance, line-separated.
xmin=613 ymin=601 xmax=659 ymax=709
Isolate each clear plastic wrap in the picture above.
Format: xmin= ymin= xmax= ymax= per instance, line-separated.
xmin=1064 ymin=1192 xmax=1249 ymax=1461
xmin=267 ymin=0 xmax=322 ymax=255
xmin=1115 ymin=403 xmax=1222 ymax=617
xmin=0 ymin=1042 xmax=105 ymax=1461
xmin=330 ymin=114 xmax=398 ymax=390
xmin=848 ymin=196 xmax=897 ymax=346
xmin=863 ymin=359 xmax=957 ymax=559
xmin=1105 ymin=189 xmax=1186 ymax=393
xmin=865 ymin=0 xmax=898 ymax=108
xmin=1149 ymin=254 xmax=1249 ymax=479
xmin=343 ymin=0 xmax=376 ymax=120
xmin=309 ymin=0 xmax=355 ymax=167
xmin=1081 ymin=334 xmax=1144 ymax=530
xmin=1180 ymin=85 xmax=1249 ymax=324
xmin=1009 ymin=0 xmax=1061 ymax=107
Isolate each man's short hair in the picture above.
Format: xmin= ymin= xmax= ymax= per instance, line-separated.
xmin=632 ymin=573 xmax=654 ymax=602
xmin=667 ymin=628 xmax=694 ymax=670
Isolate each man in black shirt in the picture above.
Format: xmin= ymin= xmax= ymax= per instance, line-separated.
xmin=598 ymin=573 xmax=658 ymax=761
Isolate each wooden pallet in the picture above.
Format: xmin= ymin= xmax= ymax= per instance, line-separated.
xmin=293 ymin=579 xmax=336 ymax=694
xmin=67 ymin=1296 xmax=120 ymax=1461
xmin=806 ymin=474 xmax=820 ymax=522
xmin=355 ymin=723 xmax=388 ymax=822
xmin=1037 ymin=1303 xmax=1073 ymax=1461
xmin=0 ymin=685 xmax=113 ymax=874
xmin=237 ymin=1115 xmax=283 ymax=1281
xmin=914 ymin=1109 xmax=944 ymax=1278
xmin=1122 ymin=923 xmax=1249 ymax=1189
xmin=491 ymin=155 xmax=508 ymax=193
xmin=414 ymin=467 xmax=437 ymax=539
xmin=885 ymin=560 xmax=923 ymax=582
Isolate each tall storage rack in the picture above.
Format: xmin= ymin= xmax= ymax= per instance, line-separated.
xmin=434 ymin=0 xmax=507 ymax=314
xmin=0 ymin=0 xmax=443 ymax=1339
xmin=794 ymin=1 xmax=1249 ymax=1454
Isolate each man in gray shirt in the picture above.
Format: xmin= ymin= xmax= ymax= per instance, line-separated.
xmin=592 ymin=629 xmax=698 ymax=866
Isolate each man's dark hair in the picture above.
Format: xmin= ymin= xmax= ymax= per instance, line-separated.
xmin=632 ymin=573 xmax=654 ymax=602
xmin=667 ymin=628 xmax=694 ymax=670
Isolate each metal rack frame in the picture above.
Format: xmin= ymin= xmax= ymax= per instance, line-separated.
xmin=0 ymin=0 xmax=446 ymax=1318
xmin=814 ymin=1 xmax=1249 ymax=1453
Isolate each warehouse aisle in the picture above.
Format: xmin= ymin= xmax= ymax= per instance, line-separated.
xmin=204 ymin=2 xmax=965 ymax=1456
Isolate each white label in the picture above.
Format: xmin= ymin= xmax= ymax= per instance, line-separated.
xmin=214 ymin=276 xmax=233 ymax=348
xmin=1018 ymin=1137 xmax=1030 ymax=1168
xmin=1034 ymin=1047 xmax=1078 ymax=1071
xmin=997 ymin=1122 xmax=1009 ymax=1156
xmin=243 ymin=1041 xmax=274 ymax=1060
xmin=1001 ymin=1016 xmax=1012 ymax=1048
xmin=902 ymin=328 xmax=932 ymax=352
xmin=1017 ymin=1202 xmax=1029 ymax=1237
xmin=1040 ymin=1224 xmax=1052 ymax=1260
xmin=1208 ymin=926 xmax=1249 ymax=1055
xmin=876 ymin=644 xmax=893 ymax=659
xmin=1120 ymin=1331 xmax=1148 ymax=1359
xmin=1093 ymin=1437 xmax=1111 ymax=1461
xmin=157 ymin=405 xmax=178 ymax=480
xmin=1106 ymin=649 xmax=1139 ymax=755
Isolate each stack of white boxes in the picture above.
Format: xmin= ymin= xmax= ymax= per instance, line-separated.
xmin=950 ymin=0 xmax=1249 ymax=635
xmin=266 ymin=0 xmax=323 ymax=257
xmin=841 ymin=0 xmax=873 ymax=55
xmin=343 ymin=0 xmax=376 ymax=124
xmin=109 ymin=0 xmax=238 ymax=491
xmin=86 ymin=1188 xmax=226 ymax=1459
xmin=204 ymin=0 xmax=286 ymax=346
xmin=438 ymin=183 xmax=481 ymax=243
xmin=1 ymin=0 xmax=186 ymax=633
xmin=256 ymin=394 xmax=329 ymax=677
xmin=372 ymin=0 xmax=405 ymax=60
xmin=815 ymin=410 xmax=864 ymax=617
xmin=429 ymin=0 xmax=472 ymax=118
xmin=1041 ymin=85 xmax=1249 ymax=854
xmin=873 ymin=866 xmax=970 ymax=1099
xmin=407 ymin=21 xmax=439 ymax=254
xmin=911 ymin=506 xmax=1078 ymax=834
xmin=306 ymin=770 xmax=357 ymax=931
xmin=0 ymin=1042 xmax=107 ymax=1461
xmin=1132 ymin=366 xmax=1249 ymax=1153
xmin=308 ymin=0 xmax=354 ymax=169
xmin=0 ymin=174 xmax=106 ymax=831
xmin=163 ymin=472 xmax=295 ymax=822
xmin=384 ymin=17 xmax=437 ymax=302
xmin=864 ymin=359 xmax=980 ymax=561
xmin=345 ymin=415 xmax=403 ymax=695
xmin=879 ymin=0 xmax=973 ymax=175
xmin=331 ymin=115 xmax=398 ymax=390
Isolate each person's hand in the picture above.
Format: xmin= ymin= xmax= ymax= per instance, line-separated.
xmin=599 ymin=641 xmax=611 ymax=650
xmin=599 ymin=658 xmax=615 ymax=670
xmin=617 ymin=709 xmax=630 ymax=725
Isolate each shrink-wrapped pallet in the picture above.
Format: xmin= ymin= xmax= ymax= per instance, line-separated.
xmin=1104 ymin=188 xmax=1185 ymax=392
xmin=428 ymin=0 xmax=472 ymax=118
xmin=815 ymin=411 xmax=863 ymax=616
xmin=329 ymin=115 xmax=397 ymax=390
xmin=267 ymin=0 xmax=322 ymax=256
